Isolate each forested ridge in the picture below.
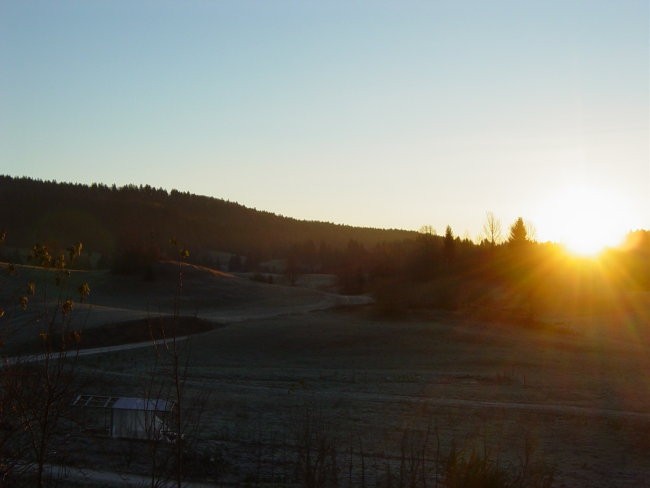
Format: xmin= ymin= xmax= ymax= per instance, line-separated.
xmin=0 ymin=175 xmax=414 ymax=264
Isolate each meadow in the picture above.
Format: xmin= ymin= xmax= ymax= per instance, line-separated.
xmin=4 ymin=262 xmax=647 ymax=486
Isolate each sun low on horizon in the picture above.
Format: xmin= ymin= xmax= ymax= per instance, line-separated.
xmin=533 ymin=184 xmax=636 ymax=257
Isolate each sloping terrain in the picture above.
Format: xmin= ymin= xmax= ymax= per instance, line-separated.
xmin=0 ymin=261 xmax=369 ymax=354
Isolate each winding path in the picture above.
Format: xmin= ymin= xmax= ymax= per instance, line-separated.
xmin=5 ymin=293 xmax=373 ymax=364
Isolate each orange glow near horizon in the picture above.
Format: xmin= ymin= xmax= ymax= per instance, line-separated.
xmin=535 ymin=185 xmax=634 ymax=257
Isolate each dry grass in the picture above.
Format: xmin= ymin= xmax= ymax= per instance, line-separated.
xmin=73 ymin=298 xmax=650 ymax=486
xmin=5 ymin=261 xmax=649 ymax=486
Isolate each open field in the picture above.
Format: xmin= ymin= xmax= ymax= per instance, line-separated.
xmin=0 ymin=262 xmax=370 ymax=354
xmin=3 ymin=262 xmax=650 ymax=486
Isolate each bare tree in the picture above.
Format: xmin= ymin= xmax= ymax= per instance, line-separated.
xmin=419 ymin=225 xmax=436 ymax=236
xmin=141 ymin=241 xmax=210 ymax=488
xmin=482 ymin=212 xmax=502 ymax=246
xmin=1 ymin=241 xmax=88 ymax=487
xmin=524 ymin=220 xmax=537 ymax=243
xmin=4 ymin=336 xmax=80 ymax=487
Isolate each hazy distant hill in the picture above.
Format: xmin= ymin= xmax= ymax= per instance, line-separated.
xmin=0 ymin=175 xmax=415 ymax=266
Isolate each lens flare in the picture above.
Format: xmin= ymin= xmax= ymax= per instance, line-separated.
xmin=535 ymin=185 xmax=633 ymax=256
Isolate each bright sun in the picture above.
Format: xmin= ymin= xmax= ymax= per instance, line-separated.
xmin=536 ymin=185 xmax=632 ymax=256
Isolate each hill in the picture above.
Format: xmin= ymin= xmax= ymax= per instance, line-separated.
xmin=0 ymin=175 xmax=415 ymax=268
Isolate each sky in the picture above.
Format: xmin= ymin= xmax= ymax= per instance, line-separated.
xmin=1 ymin=1 xmax=648 ymax=242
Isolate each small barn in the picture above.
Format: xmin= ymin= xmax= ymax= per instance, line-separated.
xmin=72 ymin=394 xmax=175 ymax=440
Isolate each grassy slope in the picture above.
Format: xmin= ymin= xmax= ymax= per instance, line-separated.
xmin=0 ymin=261 xmax=350 ymax=354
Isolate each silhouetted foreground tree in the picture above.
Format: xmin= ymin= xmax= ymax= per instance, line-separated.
xmin=1 ymin=236 xmax=89 ymax=487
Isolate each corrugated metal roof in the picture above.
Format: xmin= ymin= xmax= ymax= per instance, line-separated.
xmin=72 ymin=394 xmax=174 ymax=412
xmin=112 ymin=397 xmax=174 ymax=412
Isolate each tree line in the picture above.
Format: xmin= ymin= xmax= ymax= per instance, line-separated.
xmin=1 ymin=175 xmax=648 ymax=318
xmin=0 ymin=175 xmax=413 ymax=271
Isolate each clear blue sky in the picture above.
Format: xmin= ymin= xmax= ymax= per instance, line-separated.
xmin=1 ymin=1 xmax=648 ymax=241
